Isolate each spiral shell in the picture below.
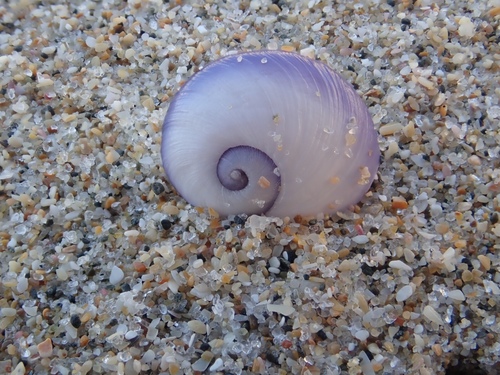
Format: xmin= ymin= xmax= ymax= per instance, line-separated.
xmin=161 ymin=51 xmax=380 ymax=217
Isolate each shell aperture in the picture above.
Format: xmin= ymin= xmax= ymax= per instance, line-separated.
xmin=161 ymin=51 xmax=380 ymax=217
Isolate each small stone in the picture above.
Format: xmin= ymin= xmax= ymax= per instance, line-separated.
xmin=224 ymin=229 xmax=233 ymax=242
xmin=389 ymin=260 xmax=412 ymax=272
xmin=70 ymin=314 xmax=82 ymax=328
xmin=403 ymin=248 xmax=415 ymax=263
xmin=477 ymin=255 xmax=491 ymax=271
xmin=359 ymin=351 xmax=375 ymax=375
xmin=80 ymin=335 xmax=90 ymax=347
xmin=379 ymin=123 xmax=403 ymax=136
xmin=467 ymin=155 xmax=481 ymax=166
xmin=37 ymin=337 xmax=53 ymax=358
xmin=462 ymin=270 xmax=473 ymax=282
xmin=125 ymin=48 xmax=135 ymax=60
xmin=11 ymin=362 xmax=25 ymax=375
xmin=388 ymin=87 xmax=405 ymax=103
xmin=372 ymin=363 xmax=384 ymax=372
xmin=201 ymin=351 xmax=214 ymax=361
xmin=142 ymin=97 xmax=155 ymax=112
xmin=267 ymin=303 xmax=295 ymax=316
xmin=122 ymin=33 xmax=136 ymax=47
xmin=105 ymin=148 xmax=120 ymax=164
xmin=0 ymin=308 xmax=16 ymax=317
xmin=85 ymin=36 xmax=96 ymax=47
xmin=252 ymin=357 xmax=266 ymax=373
xmin=133 ymin=261 xmax=147 ymax=272
xmin=337 ymin=248 xmax=350 ymax=258
xmin=125 ymin=330 xmax=138 ymax=340
xmin=23 ymin=304 xmax=37 ymax=317
xmin=484 ymin=280 xmax=500 ymax=295
xmin=432 ymin=344 xmax=443 ymax=356
xmin=354 ymin=329 xmax=369 ymax=341
xmin=104 ymin=196 xmax=116 ymax=210
xmin=41 ymin=46 xmax=56 ymax=55
xmin=8 ymin=136 xmax=23 ymax=148
xmin=168 ymin=363 xmax=180 ymax=375
xmin=95 ymin=41 xmax=110 ymax=53
xmin=352 ymin=235 xmax=369 ymax=244
xmin=142 ymin=349 xmax=155 ymax=363
xmin=417 ymin=76 xmax=435 ymax=90
xmin=187 ymin=320 xmax=207 ymax=334
xmin=221 ymin=272 xmax=235 ymax=284
xmin=62 ymin=113 xmax=77 ymax=123
xmin=152 ymin=182 xmax=165 ymax=195
xmin=487 ymin=106 xmax=500 ymax=120
xmin=167 ymin=280 xmax=179 ymax=294
xmin=117 ymin=68 xmax=129 ymax=79
xmin=81 ymin=312 xmax=92 ymax=324
xmin=423 ymin=305 xmax=444 ymax=325
xmin=435 ymin=222 xmax=449 ymax=234
xmin=458 ymin=16 xmax=475 ymax=38
xmin=355 ymin=292 xmax=369 ymax=313
xmin=448 ymin=290 xmax=465 ymax=301
xmin=79 ymin=360 xmax=93 ymax=375
xmin=110 ymin=266 xmax=125 ymax=285
xmin=192 ymin=358 xmax=210 ymax=372
xmin=337 ymin=259 xmax=359 ymax=272
xmin=392 ymin=196 xmax=408 ymax=209
xmin=209 ymin=358 xmax=223 ymax=371
xmin=161 ymin=219 xmax=173 ymax=230
xmin=192 ymin=259 xmax=204 ymax=269
xmin=299 ymin=46 xmax=315 ymax=59
xmin=269 ymin=256 xmax=280 ymax=268
xmin=12 ymin=100 xmax=29 ymax=114
xmin=430 ymin=204 xmax=443 ymax=217
xmin=396 ymin=285 xmax=413 ymax=302
xmin=17 ymin=277 xmax=28 ymax=294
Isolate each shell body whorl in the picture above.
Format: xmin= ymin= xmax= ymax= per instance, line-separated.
xmin=161 ymin=51 xmax=380 ymax=217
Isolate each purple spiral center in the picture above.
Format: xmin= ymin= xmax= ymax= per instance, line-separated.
xmin=216 ymin=145 xmax=281 ymax=212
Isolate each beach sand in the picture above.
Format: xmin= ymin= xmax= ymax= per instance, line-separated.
xmin=1 ymin=0 xmax=499 ymax=374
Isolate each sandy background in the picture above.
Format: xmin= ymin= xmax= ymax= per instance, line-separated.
xmin=1 ymin=0 xmax=500 ymax=374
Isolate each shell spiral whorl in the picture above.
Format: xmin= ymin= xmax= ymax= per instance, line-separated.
xmin=161 ymin=50 xmax=380 ymax=217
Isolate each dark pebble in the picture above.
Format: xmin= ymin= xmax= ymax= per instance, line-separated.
xmin=490 ymin=212 xmax=498 ymax=224
xmin=361 ymin=263 xmax=376 ymax=276
xmin=161 ymin=219 xmax=173 ymax=230
xmin=234 ymin=215 xmax=246 ymax=225
xmin=121 ymin=283 xmax=131 ymax=292
xmin=317 ymin=329 xmax=327 ymax=340
xmin=70 ymin=314 xmax=82 ymax=328
xmin=152 ymin=182 xmax=165 ymax=195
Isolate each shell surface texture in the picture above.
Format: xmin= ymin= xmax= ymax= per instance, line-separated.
xmin=161 ymin=50 xmax=380 ymax=217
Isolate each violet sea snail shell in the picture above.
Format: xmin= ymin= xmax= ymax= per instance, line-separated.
xmin=161 ymin=51 xmax=380 ymax=217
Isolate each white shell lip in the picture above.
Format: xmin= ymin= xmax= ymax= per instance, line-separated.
xmin=161 ymin=50 xmax=380 ymax=217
